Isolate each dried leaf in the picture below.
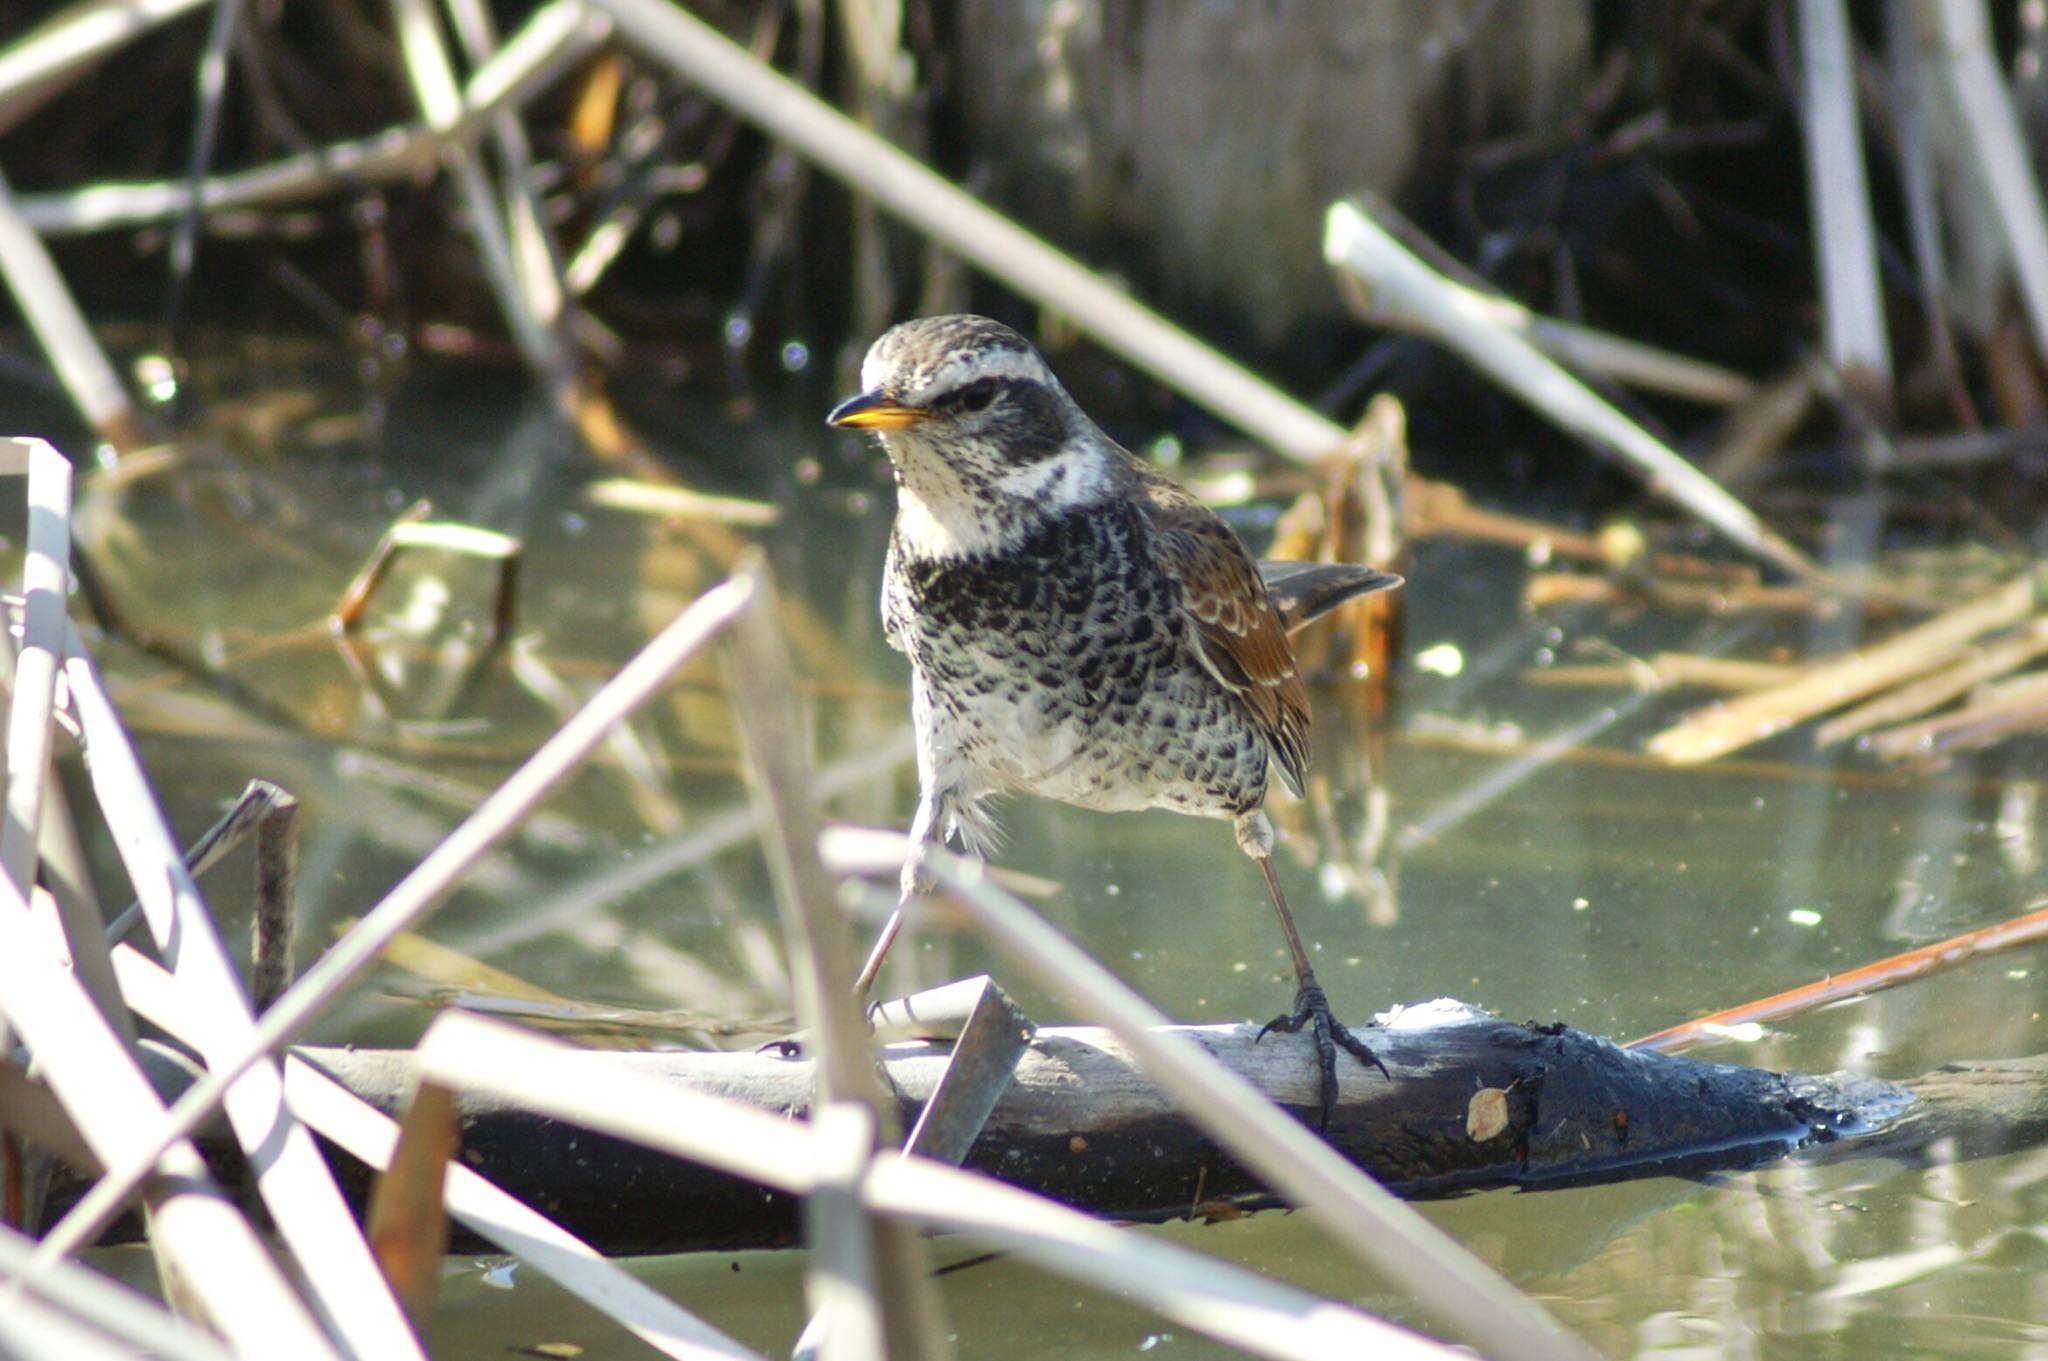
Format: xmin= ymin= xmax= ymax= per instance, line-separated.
xmin=368 ymin=1079 xmax=459 ymax=1326
xmin=1466 ymin=1088 xmax=1510 ymax=1142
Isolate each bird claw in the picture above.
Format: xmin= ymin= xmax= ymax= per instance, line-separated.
xmin=1256 ymin=983 xmax=1389 ymax=1129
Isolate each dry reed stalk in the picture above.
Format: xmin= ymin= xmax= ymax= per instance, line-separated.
xmin=37 ymin=574 xmax=757 ymax=1268
xmin=0 ymin=0 xmax=215 ymax=138
xmin=14 ymin=1 xmax=608 ymax=237
xmin=1795 ymin=0 xmax=1894 ymax=420
xmin=385 ymin=0 xmax=572 ymax=394
xmin=723 ymin=556 xmax=951 ymax=1361
xmin=1323 ymin=198 xmax=1817 ymax=580
xmin=590 ymin=0 xmax=1348 ymax=462
xmin=0 ymin=890 xmax=338 ymax=1358
xmin=0 ymin=173 xmax=136 ymax=448
xmin=0 ymin=1220 xmax=234 ymax=1361
xmin=46 ymin=624 xmax=424 ymax=1359
xmin=1922 ymin=0 xmax=2048 ymax=357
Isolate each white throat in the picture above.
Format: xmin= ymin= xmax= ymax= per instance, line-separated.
xmin=888 ymin=435 xmax=1112 ymax=561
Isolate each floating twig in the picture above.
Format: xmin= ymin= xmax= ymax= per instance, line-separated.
xmin=1631 ymin=899 xmax=2048 ymax=1053
xmin=587 ymin=477 xmax=783 ymax=526
xmin=1524 ymin=570 xmax=1858 ymax=617
xmin=1646 ymin=571 xmax=2045 ymax=765
xmin=1525 ymin=653 xmax=1803 ymax=693
xmin=1863 ymin=679 xmax=2048 ymax=764
xmin=1815 ymin=617 xmax=2048 ymax=747
xmin=1406 ymin=478 xmax=1607 ymax=564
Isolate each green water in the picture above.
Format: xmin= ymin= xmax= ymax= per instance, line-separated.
xmin=51 ymin=353 xmax=2048 ymax=1359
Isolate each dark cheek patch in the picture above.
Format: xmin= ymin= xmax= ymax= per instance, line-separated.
xmin=992 ymin=384 xmax=1067 ymax=466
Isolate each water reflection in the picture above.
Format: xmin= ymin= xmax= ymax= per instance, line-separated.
xmin=39 ymin=356 xmax=2048 ymax=1360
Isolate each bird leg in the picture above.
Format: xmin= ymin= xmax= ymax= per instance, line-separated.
xmin=854 ymin=793 xmax=944 ymax=1002
xmin=1246 ymin=839 xmax=1390 ymax=1129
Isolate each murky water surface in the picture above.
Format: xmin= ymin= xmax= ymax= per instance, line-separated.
xmin=45 ymin=351 xmax=2048 ymax=1358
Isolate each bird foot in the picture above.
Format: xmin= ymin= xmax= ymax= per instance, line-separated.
xmin=1257 ymin=983 xmax=1390 ymax=1129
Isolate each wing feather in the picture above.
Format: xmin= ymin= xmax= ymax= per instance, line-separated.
xmin=1137 ymin=466 xmax=1312 ymax=797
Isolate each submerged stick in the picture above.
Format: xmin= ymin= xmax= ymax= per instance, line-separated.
xmin=142 ymin=1001 xmax=1907 ymax=1255
xmin=408 ymin=1011 xmax=1473 ymax=1361
xmin=1646 ymin=572 xmax=2044 ymax=765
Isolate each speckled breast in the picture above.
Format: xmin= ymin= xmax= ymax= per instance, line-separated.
xmin=885 ymin=503 xmax=1270 ymax=819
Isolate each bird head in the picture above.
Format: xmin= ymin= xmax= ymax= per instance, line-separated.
xmin=828 ymin=315 xmax=1118 ymax=557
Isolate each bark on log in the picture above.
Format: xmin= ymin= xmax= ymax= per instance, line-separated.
xmin=40 ymin=999 xmax=1939 ymax=1257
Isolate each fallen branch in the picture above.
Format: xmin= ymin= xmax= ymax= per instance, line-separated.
xmin=56 ymin=1001 xmax=1914 ymax=1257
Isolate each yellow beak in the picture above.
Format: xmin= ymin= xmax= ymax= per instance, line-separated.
xmin=826 ymin=391 xmax=931 ymax=430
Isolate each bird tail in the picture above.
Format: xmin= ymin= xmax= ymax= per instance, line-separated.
xmin=1258 ymin=561 xmax=1402 ymax=634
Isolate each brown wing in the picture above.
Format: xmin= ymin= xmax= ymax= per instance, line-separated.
xmin=1138 ymin=465 xmax=1313 ymax=798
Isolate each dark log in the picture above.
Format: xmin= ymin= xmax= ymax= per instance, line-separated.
xmin=50 ymin=1001 xmax=1938 ymax=1256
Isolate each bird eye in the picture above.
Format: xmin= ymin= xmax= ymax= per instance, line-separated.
xmin=953 ymin=379 xmax=997 ymax=413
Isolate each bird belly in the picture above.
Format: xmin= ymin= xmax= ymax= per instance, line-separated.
xmin=891 ymin=504 xmax=1274 ymax=829
xmin=918 ymin=627 xmax=1269 ymax=823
